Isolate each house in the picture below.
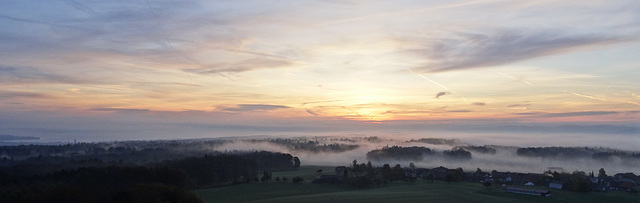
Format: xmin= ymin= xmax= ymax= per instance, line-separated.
xmin=610 ymin=178 xmax=637 ymax=191
xmin=549 ymin=181 xmax=563 ymax=190
xmin=505 ymin=187 xmax=551 ymax=197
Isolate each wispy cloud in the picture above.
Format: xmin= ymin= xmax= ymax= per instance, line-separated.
xmin=183 ymin=58 xmax=294 ymax=74
xmin=317 ymin=0 xmax=503 ymax=27
xmin=61 ymin=0 xmax=97 ymax=15
xmin=301 ymin=100 xmax=343 ymax=106
xmin=0 ymin=66 xmax=86 ymax=84
xmin=517 ymin=111 xmax=619 ymax=118
xmin=627 ymin=101 xmax=640 ymax=106
xmin=508 ymin=104 xmax=530 ymax=108
xmin=471 ymin=102 xmax=486 ymax=106
xmin=410 ymin=30 xmax=634 ymax=73
xmin=434 ymin=91 xmax=448 ymax=99
xmin=91 ymin=108 xmax=150 ymax=113
xmin=447 ymin=110 xmax=472 ymax=113
xmin=222 ymin=104 xmax=290 ymax=112
xmin=0 ymin=91 xmax=53 ymax=99
xmin=219 ymin=47 xmax=292 ymax=60
xmin=306 ymin=109 xmax=319 ymax=116
xmin=544 ymin=111 xmax=618 ymax=118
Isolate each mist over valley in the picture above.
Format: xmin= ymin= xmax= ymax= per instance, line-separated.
xmin=208 ymin=135 xmax=640 ymax=175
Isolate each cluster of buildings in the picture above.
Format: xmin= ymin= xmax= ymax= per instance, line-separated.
xmin=476 ymin=168 xmax=638 ymax=194
xmin=313 ymin=165 xmax=638 ymax=196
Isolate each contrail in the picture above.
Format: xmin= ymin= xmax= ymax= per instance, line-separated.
xmin=62 ymin=0 xmax=97 ymax=15
xmin=0 ymin=14 xmax=96 ymax=32
xmin=494 ymin=71 xmax=534 ymax=86
xmin=407 ymin=69 xmax=470 ymax=104
xmin=406 ymin=69 xmax=457 ymax=94
xmin=571 ymin=92 xmax=607 ymax=101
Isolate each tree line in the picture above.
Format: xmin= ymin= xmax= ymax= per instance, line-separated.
xmin=366 ymin=146 xmax=472 ymax=161
xmin=0 ymin=151 xmax=300 ymax=203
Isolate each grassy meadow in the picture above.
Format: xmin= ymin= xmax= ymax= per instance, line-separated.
xmin=193 ymin=166 xmax=639 ymax=203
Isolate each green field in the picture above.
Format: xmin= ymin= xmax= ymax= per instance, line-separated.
xmin=194 ymin=166 xmax=639 ymax=203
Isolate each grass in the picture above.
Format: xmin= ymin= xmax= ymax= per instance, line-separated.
xmin=193 ymin=166 xmax=640 ymax=203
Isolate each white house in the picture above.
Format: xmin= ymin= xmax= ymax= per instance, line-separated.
xmin=549 ymin=181 xmax=563 ymax=189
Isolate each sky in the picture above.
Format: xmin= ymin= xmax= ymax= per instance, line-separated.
xmin=0 ymin=0 xmax=639 ymax=144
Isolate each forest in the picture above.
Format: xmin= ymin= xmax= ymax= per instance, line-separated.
xmin=0 ymin=140 xmax=300 ymax=203
xmin=365 ymin=146 xmax=473 ymax=161
xmin=366 ymin=146 xmax=433 ymax=161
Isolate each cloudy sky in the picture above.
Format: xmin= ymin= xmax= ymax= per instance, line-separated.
xmin=1 ymin=0 xmax=639 ymax=142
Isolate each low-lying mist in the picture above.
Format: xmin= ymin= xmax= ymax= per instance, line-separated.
xmin=212 ymin=134 xmax=640 ymax=175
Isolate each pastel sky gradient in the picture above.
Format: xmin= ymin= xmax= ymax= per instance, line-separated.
xmin=1 ymin=0 xmax=639 ymax=142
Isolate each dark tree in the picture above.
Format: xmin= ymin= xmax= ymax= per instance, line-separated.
xmin=292 ymin=157 xmax=301 ymax=169
xmin=443 ymin=148 xmax=472 ymax=160
xmin=598 ymin=168 xmax=607 ymax=179
xmin=343 ymin=168 xmax=349 ymax=180
xmin=392 ymin=164 xmax=406 ymax=181
xmin=570 ymin=171 xmax=591 ymax=193
xmin=460 ymin=146 xmax=496 ymax=154
xmin=292 ymin=176 xmax=303 ymax=183
xmin=454 ymin=168 xmax=464 ymax=181
xmin=261 ymin=171 xmax=272 ymax=182
xmin=475 ymin=168 xmax=483 ymax=177
xmin=445 ymin=168 xmax=463 ymax=184
xmin=427 ymin=174 xmax=435 ymax=183
xmin=445 ymin=174 xmax=454 ymax=184
xmin=381 ymin=164 xmax=392 ymax=181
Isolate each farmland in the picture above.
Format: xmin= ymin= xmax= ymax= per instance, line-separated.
xmin=194 ymin=166 xmax=639 ymax=203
